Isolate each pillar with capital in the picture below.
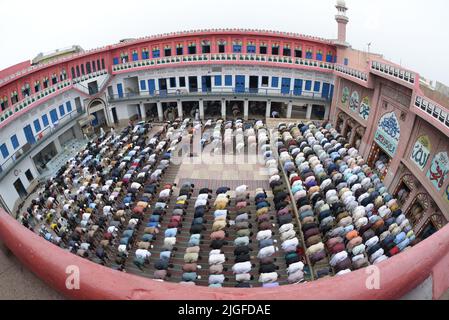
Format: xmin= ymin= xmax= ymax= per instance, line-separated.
xmin=199 ymin=99 xmax=205 ymax=120
xmin=177 ymin=100 xmax=183 ymax=119
xmin=306 ymin=104 xmax=313 ymax=120
xmin=221 ymin=99 xmax=226 ymax=119
xmin=287 ymin=101 xmax=293 ymax=119
xmin=157 ymin=101 xmax=163 ymax=122
xmin=139 ymin=102 xmax=146 ymax=120
xmin=266 ymin=100 xmax=271 ymax=118
xmin=244 ymin=99 xmax=249 ymax=120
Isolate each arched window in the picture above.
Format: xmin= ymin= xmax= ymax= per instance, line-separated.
xmin=176 ymin=43 xmax=183 ymax=55
xmin=132 ymin=50 xmax=139 ymax=61
xmin=71 ymin=67 xmax=76 ymax=78
xmin=43 ymin=77 xmax=49 ymax=88
xmin=259 ymin=42 xmax=267 ymax=54
xmin=152 ymin=47 xmax=160 ymax=58
xmin=305 ymin=48 xmax=313 ymax=59
xmin=217 ymin=40 xmax=226 ymax=53
xmin=187 ymin=42 xmax=196 ymax=55
xmin=0 ymin=96 xmax=8 ymax=111
xmin=11 ymin=91 xmax=19 ymax=104
xmin=86 ymin=62 xmax=91 ymax=74
xmin=316 ymin=49 xmax=323 ymax=61
xmin=271 ymin=43 xmax=279 ymax=55
xmin=246 ymin=41 xmax=256 ymax=54
xmin=142 ymin=48 xmax=149 ymax=60
xmin=201 ymin=40 xmax=211 ymax=54
xmin=164 ymin=45 xmax=171 ymax=57
xmin=232 ymin=40 xmax=242 ymax=53
xmin=283 ymin=44 xmax=291 ymax=56
xmin=294 ymin=46 xmax=302 ymax=58
xmin=34 ymin=80 xmax=40 ymax=93
xmin=326 ymin=50 xmax=333 ymax=62
xmin=120 ymin=51 xmax=129 ymax=63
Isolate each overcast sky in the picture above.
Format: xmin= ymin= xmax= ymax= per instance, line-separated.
xmin=1 ymin=0 xmax=448 ymax=84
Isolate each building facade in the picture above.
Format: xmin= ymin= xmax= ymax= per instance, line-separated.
xmin=0 ymin=1 xmax=447 ymax=237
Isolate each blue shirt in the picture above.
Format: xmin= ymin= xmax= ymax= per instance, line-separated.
xmin=165 ymin=228 xmax=177 ymax=237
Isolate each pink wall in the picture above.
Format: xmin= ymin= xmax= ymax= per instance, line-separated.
xmin=1 ymin=210 xmax=448 ymax=300
xmin=1 ymin=31 xmax=337 ymax=111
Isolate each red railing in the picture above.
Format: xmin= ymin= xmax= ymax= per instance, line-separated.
xmin=0 ymin=210 xmax=448 ymax=300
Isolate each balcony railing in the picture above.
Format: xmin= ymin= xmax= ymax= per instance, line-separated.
xmin=335 ymin=64 xmax=369 ymax=82
xmin=414 ymin=95 xmax=449 ymax=130
xmin=71 ymin=70 xmax=108 ymax=84
xmin=371 ymin=60 xmax=416 ymax=86
xmin=112 ymin=54 xmax=336 ymax=73
xmin=108 ymin=87 xmax=331 ymax=102
xmin=0 ymin=109 xmax=85 ymax=179
xmin=0 ymin=80 xmax=72 ymax=128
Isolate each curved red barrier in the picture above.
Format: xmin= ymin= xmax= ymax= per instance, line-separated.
xmin=1 ymin=210 xmax=448 ymax=300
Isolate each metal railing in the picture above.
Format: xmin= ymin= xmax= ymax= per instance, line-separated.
xmin=112 ymin=53 xmax=336 ymax=72
xmin=0 ymin=80 xmax=72 ymax=127
xmin=109 ymin=87 xmax=332 ymax=102
xmin=0 ymin=109 xmax=85 ymax=180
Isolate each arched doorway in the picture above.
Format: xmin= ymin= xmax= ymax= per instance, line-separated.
xmin=87 ymin=98 xmax=109 ymax=131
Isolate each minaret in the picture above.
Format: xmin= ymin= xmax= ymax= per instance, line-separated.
xmin=335 ymin=0 xmax=349 ymax=46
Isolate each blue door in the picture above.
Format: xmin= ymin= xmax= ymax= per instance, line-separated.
xmin=117 ymin=83 xmax=123 ymax=98
xmin=235 ymin=75 xmax=245 ymax=93
xmin=148 ymin=79 xmax=156 ymax=95
xmin=202 ymin=76 xmax=211 ymax=93
xmin=91 ymin=112 xmax=99 ymax=126
xmin=281 ymin=78 xmax=291 ymax=95
xmin=23 ymin=125 xmax=36 ymax=145
xmin=322 ymin=83 xmax=330 ymax=99
xmin=293 ymin=79 xmax=303 ymax=96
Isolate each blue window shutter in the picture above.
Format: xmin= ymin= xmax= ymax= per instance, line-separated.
xmin=50 ymin=109 xmax=59 ymax=123
xmin=314 ymin=81 xmax=321 ymax=92
xmin=66 ymin=101 xmax=72 ymax=112
xmin=214 ymin=75 xmax=222 ymax=86
xmin=42 ymin=114 xmax=49 ymax=127
xmin=140 ymin=80 xmax=147 ymax=91
xmin=225 ymin=75 xmax=232 ymax=86
xmin=117 ymin=83 xmax=124 ymax=98
xmin=113 ymin=57 xmax=119 ymax=65
xmin=305 ymin=80 xmax=312 ymax=91
xmin=59 ymin=104 xmax=65 ymax=117
xmin=11 ymin=135 xmax=19 ymax=150
xmin=271 ymin=77 xmax=279 ymax=87
xmin=0 ymin=144 xmax=9 ymax=159
xmin=33 ymin=119 xmax=41 ymax=133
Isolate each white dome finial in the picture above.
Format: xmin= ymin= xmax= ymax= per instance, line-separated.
xmin=336 ymin=0 xmax=346 ymax=7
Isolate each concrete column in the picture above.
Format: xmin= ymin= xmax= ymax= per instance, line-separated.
xmin=157 ymin=101 xmax=163 ymax=122
xmin=306 ymin=104 xmax=313 ymax=120
xmin=221 ymin=100 xmax=226 ymax=119
xmin=266 ymin=100 xmax=272 ymax=118
xmin=324 ymin=104 xmax=330 ymax=120
xmin=199 ymin=99 xmax=205 ymax=120
xmin=287 ymin=101 xmax=293 ymax=119
xmin=53 ymin=138 xmax=63 ymax=152
xmin=139 ymin=102 xmax=146 ymax=120
xmin=244 ymin=99 xmax=249 ymax=121
xmin=177 ymin=100 xmax=183 ymax=119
